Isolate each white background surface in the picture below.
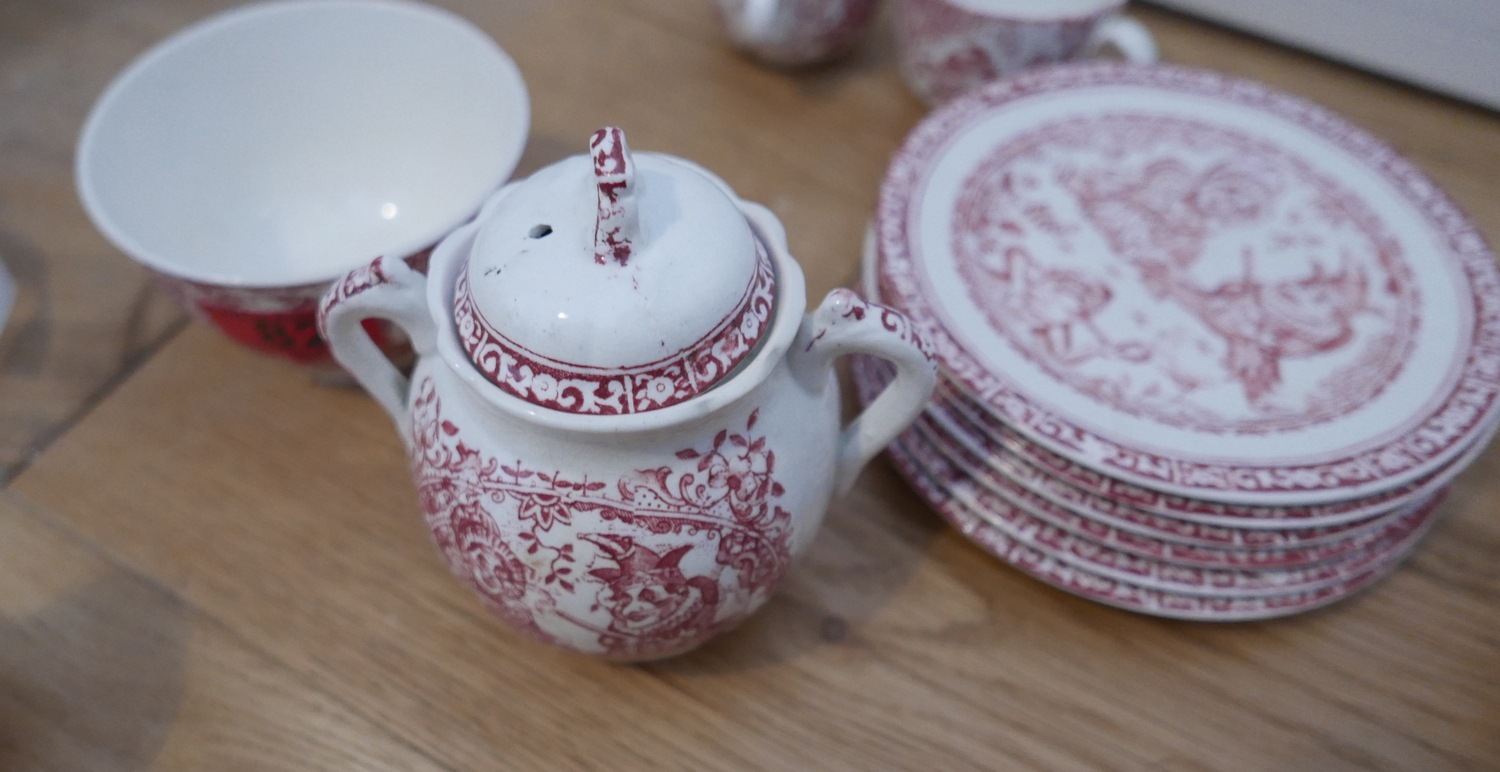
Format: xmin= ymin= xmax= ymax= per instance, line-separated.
xmin=1147 ymin=0 xmax=1500 ymax=109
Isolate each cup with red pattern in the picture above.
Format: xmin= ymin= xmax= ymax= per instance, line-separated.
xmin=711 ymin=0 xmax=880 ymax=66
xmin=894 ymin=0 xmax=1157 ymax=105
xmin=76 ymin=0 xmax=529 ymax=370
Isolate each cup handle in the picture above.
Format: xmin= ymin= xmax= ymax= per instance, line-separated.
xmin=1085 ymin=15 xmax=1158 ymax=64
xmin=790 ymin=289 xmax=937 ymax=495
xmin=317 ymin=253 xmax=435 ymax=443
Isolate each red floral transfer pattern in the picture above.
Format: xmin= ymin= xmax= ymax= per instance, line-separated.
xmin=590 ymin=127 xmax=637 ymax=267
xmin=895 ymin=0 xmax=1101 ymax=105
xmin=408 ymin=376 xmax=793 ymax=659
xmin=161 ymin=247 xmax=431 ymax=364
xmin=315 ymin=255 xmax=388 ymax=337
xmin=884 ymin=426 xmax=1441 ymax=621
xmin=454 ymin=239 xmax=777 ymax=415
xmin=851 ymin=356 xmax=1461 ymax=539
xmin=806 ymin=288 xmax=934 ymax=359
xmin=155 ymin=271 xmax=331 ymax=363
xmin=875 ymin=64 xmax=1500 ymax=498
xmin=315 ymin=247 xmax=436 ymax=341
xmin=952 ymin=113 xmax=1418 ymax=434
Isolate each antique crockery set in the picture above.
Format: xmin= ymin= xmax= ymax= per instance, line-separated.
xmin=856 ymin=63 xmax=1500 ymax=619
xmin=318 ymin=126 xmax=936 ymax=658
xmin=74 ymin=0 xmax=1498 ymax=656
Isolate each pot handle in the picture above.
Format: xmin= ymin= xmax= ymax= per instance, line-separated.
xmin=317 ymin=252 xmax=436 ymax=442
xmin=790 ymin=289 xmax=936 ymax=495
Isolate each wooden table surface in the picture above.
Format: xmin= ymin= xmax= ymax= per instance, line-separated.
xmin=3 ymin=1 xmax=1498 ymax=769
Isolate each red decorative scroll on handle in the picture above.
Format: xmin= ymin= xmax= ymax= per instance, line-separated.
xmin=790 ymin=288 xmax=937 ymax=494
xmin=317 ymin=253 xmax=437 ymax=441
xmin=590 ymin=127 xmax=639 ymax=266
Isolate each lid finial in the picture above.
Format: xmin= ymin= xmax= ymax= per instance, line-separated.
xmin=590 ymin=127 xmax=638 ymax=266
xmin=455 ymin=127 xmax=775 ymax=414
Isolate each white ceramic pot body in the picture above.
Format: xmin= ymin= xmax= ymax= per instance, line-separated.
xmin=319 ymin=185 xmax=935 ymax=660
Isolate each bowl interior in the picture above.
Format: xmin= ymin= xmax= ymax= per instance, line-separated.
xmin=77 ymin=0 xmax=528 ymax=287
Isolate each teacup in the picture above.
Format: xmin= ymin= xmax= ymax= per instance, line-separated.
xmin=895 ymin=0 xmax=1157 ymax=105
xmin=712 ymin=0 xmax=880 ymax=66
xmin=75 ymin=0 xmax=529 ymax=367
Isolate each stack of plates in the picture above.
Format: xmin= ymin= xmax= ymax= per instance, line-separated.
xmin=858 ymin=63 xmax=1500 ymax=620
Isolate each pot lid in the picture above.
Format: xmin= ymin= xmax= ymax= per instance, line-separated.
xmin=454 ymin=127 xmax=776 ymax=415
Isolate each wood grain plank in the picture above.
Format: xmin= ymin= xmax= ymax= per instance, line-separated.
xmin=0 ymin=493 xmax=452 ymax=772
xmin=10 ymin=326 xmax=1048 ymax=771
xmin=13 ymin=319 xmax=1500 ymax=771
xmin=0 ymin=0 xmax=217 ymax=479
xmin=6 ymin=0 xmax=1500 ymax=769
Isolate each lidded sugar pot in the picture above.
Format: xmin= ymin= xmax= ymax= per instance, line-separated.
xmin=319 ymin=128 xmax=935 ymax=660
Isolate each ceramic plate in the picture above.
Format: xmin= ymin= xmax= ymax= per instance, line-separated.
xmin=884 ymin=432 xmax=1436 ymax=620
xmin=911 ymin=412 xmax=1423 ymax=570
xmin=895 ymin=421 xmax=1441 ymax=597
xmin=938 ymin=383 xmax=1495 ymax=526
xmin=876 ymin=63 xmax=1500 ymax=505
xmin=858 ymin=220 xmax=1491 ymax=526
xmin=855 ymin=352 xmax=1487 ymax=531
xmin=920 ymin=399 xmax=1406 ymax=544
xmin=853 ymin=355 xmax=1406 ymax=550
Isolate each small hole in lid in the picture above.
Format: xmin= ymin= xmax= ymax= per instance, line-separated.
xmin=529 ymin=224 xmax=553 ymax=239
